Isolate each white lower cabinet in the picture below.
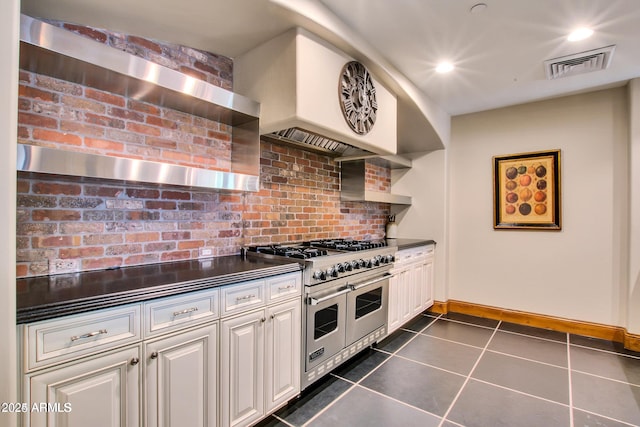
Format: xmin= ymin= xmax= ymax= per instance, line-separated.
xmin=387 ymin=245 xmax=435 ymax=335
xmin=25 ymin=345 xmax=141 ymax=427
xmin=19 ymin=271 xmax=302 ymax=427
xmin=145 ymin=323 xmax=218 ymax=427
xmin=220 ymin=298 xmax=301 ymax=427
xmin=265 ymin=299 xmax=301 ymax=413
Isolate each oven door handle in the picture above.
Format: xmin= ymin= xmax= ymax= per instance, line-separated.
xmin=307 ymin=287 xmax=351 ymax=305
xmin=349 ymin=273 xmax=391 ymax=291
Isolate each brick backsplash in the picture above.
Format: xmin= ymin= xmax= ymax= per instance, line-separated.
xmin=15 ymin=22 xmax=391 ymax=278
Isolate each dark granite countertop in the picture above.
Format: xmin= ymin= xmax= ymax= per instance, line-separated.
xmin=16 ymin=256 xmax=302 ymax=324
xmin=385 ymin=238 xmax=436 ymax=251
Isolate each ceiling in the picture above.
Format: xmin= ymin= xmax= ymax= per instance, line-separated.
xmin=20 ymin=0 xmax=640 ymax=117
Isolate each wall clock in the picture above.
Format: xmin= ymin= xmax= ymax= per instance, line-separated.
xmin=339 ymin=61 xmax=377 ymax=135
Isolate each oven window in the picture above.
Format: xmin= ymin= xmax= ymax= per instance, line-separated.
xmin=355 ymin=287 xmax=383 ymax=319
xmin=314 ymin=304 xmax=339 ymax=339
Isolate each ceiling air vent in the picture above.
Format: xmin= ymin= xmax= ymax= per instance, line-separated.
xmin=544 ymin=45 xmax=615 ymax=80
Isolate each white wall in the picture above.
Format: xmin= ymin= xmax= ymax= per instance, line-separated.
xmin=1 ymin=0 xmax=19 ymax=426
xmin=393 ymin=149 xmax=448 ymax=302
xmin=628 ymin=79 xmax=640 ymax=334
xmin=448 ymin=87 xmax=629 ymax=326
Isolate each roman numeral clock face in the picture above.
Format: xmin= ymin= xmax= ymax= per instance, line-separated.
xmin=339 ymin=61 xmax=377 ymax=135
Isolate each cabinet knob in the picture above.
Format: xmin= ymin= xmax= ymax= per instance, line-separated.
xmin=270 ymin=314 xmax=275 ymax=320
xmin=261 ymin=317 xmax=266 ymax=323
xmin=150 ymin=352 xmax=158 ymax=359
xmin=130 ymin=357 xmax=140 ymax=366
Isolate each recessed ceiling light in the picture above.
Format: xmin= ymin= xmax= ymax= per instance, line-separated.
xmin=568 ymin=27 xmax=594 ymax=42
xmin=436 ymin=62 xmax=454 ymax=73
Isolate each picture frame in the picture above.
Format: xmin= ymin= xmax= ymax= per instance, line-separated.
xmin=493 ymin=149 xmax=561 ymax=230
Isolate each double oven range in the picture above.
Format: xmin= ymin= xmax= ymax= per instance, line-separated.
xmin=245 ymin=239 xmax=395 ymax=389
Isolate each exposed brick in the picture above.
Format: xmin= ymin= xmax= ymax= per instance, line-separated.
xmin=178 ymin=240 xmax=204 ymax=250
xmin=33 ymin=235 xmax=81 ymax=248
xmin=18 ymin=112 xmax=58 ymax=128
xmin=161 ymin=191 xmax=190 ymax=200
xmin=59 ymin=246 xmax=104 ymax=258
xmin=125 ymin=232 xmax=160 ymax=243
xmin=32 ymin=182 xmax=82 ymax=196
xmin=162 ymin=231 xmax=190 ymax=241
xmin=84 ymin=234 xmax=123 ymax=245
xmin=32 ymin=210 xmax=81 ymax=221
xmin=145 ymin=201 xmax=176 ymax=210
xmin=109 ymin=107 xmax=145 ymax=122
xmin=128 ymin=100 xmax=160 ymax=115
xmin=127 ymin=122 xmax=161 ymax=136
xmin=63 ymin=23 xmax=108 ymax=43
xmin=16 ymin=264 xmax=28 ymax=278
xmin=85 ymin=88 xmax=126 ymax=107
xmin=84 ymin=186 xmax=123 ymax=197
xmin=144 ymin=137 xmax=177 ymax=150
xmin=161 ymin=251 xmax=190 ymax=261
xmin=19 ymin=85 xmax=59 ymax=103
xmin=84 ymin=113 xmax=126 ymax=129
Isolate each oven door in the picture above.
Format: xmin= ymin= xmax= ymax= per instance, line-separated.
xmin=346 ymin=274 xmax=389 ymax=346
xmin=305 ymin=285 xmax=349 ymax=371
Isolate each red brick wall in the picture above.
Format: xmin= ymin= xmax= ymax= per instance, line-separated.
xmin=16 ymin=22 xmax=391 ymax=278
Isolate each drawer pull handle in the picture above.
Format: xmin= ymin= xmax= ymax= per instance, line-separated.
xmin=278 ymin=284 xmax=295 ymax=291
xmin=172 ymin=307 xmax=198 ymax=317
xmin=70 ymin=329 xmax=108 ymax=342
xmin=236 ymin=294 xmax=256 ymax=302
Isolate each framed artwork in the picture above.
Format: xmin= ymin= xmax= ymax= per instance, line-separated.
xmin=493 ymin=149 xmax=561 ymax=230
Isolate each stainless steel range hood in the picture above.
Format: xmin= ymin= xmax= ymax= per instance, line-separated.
xmin=18 ymin=14 xmax=261 ymax=191
xmin=234 ymin=28 xmax=398 ymax=157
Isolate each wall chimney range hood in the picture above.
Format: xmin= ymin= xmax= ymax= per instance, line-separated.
xmin=234 ymin=28 xmax=398 ymax=158
xmin=17 ymin=15 xmax=261 ymax=192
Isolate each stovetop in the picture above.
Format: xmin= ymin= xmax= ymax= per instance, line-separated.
xmin=245 ymin=239 xmax=396 ymax=286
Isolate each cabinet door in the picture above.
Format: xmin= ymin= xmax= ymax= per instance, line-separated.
xmin=387 ymin=273 xmax=402 ymax=334
xmin=409 ymin=263 xmax=425 ymax=317
xmin=420 ymin=257 xmax=435 ymax=311
xmin=27 ymin=345 xmax=141 ymax=427
xmin=145 ymin=323 xmax=218 ymax=427
xmin=398 ymin=268 xmax=413 ymax=325
xmin=221 ymin=310 xmax=265 ymax=427
xmin=265 ymin=299 xmax=301 ymax=413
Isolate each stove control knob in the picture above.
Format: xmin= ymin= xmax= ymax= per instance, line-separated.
xmin=313 ymin=270 xmax=326 ymax=281
xmin=357 ymin=259 xmax=365 ymax=268
xmin=371 ymin=257 xmax=379 ymax=267
xmin=337 ymin=263 xmax=345 ymax=273
xmin=343 ymin=262 xmax=352 ymax=271
xmin=351 ymin=260 xmax=359 ymax=270
xmin=326 ymin=266 xmax=338 ymax=278
xmin=386 ymin=254 xmax=395 ymax=263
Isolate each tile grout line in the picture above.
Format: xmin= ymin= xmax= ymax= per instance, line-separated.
xmin=436 ymin=320 xmax=502 ymax=427
xmin=299 ymin=313 xmax=442 ymax=427
xmin=567 ymin=332 xmax=574 ymax=427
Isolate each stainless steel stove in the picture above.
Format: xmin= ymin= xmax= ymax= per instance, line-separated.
xmin=245 ymin=239 xmax=396 ymax=389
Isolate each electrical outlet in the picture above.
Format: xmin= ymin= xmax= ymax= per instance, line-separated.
xmin=198 ymin=247 xmax=214 ymax=259
xmin=49 ymin=259 xmax=80 ymax=275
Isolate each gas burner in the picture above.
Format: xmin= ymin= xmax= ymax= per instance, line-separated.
xmin=305 ymin=239 xmax=387 ymax=251
xmin=246 ymin=245 xmax=328 ymax=259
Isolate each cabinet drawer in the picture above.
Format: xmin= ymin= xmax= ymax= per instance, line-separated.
xmin=25 ymin=304 xmax=141 ymax=371
xmin=221 ymin=280 xmax=266 ymax=317
xmin=267 ymin=272 xmax=302 ymax=303
xmin=144 ymin=288 xmax=219 ymax=338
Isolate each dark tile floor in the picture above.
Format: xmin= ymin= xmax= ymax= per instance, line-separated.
xmin=257 ymin=311 xmax=640 ymax=427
